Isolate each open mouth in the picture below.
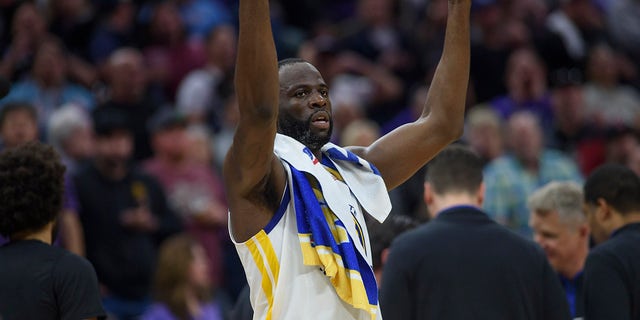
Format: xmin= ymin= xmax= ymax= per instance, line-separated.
xmin=310 ymin=111 xmax=330 ymax=130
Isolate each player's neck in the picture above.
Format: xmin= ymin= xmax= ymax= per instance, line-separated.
xmin=12 ymin=221 xmax=54 ymax=245
xmin=622 ymin=212 xmax=640 ymax=225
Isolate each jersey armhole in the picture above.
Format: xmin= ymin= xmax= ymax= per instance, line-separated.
xmin=264 ymin=183 xmax=290 ymax=234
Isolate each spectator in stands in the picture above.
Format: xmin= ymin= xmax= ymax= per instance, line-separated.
xmin=528 ymin=181 xmax=589 ymax=319
xmin=463 ymin=105 xmax=504 ymax=167
xmin=47 ymin=103 xmax=94 ymax=174
xmin=142 ymin=1 xmax=206 ymax=100
xmin=607 ymin=0 xmax=640 ymax=70
xmin=483 ymin=111 xmax=583 ymax=236
xmin=142 ymin=233 xmax=226 ymax=320
xmin=0 ymin=102 xmax=38 ymax=149
xmin=380 ymin=145 xmax=570 ymax=319
xmin=490 ymin=48 xmax=555 ymax=139
xmin=173 ymin=0 xmax=232 ymax=42
xmin=0 ymin=36 xmax=96 ymax=131
xmin=583 ymin=43 xmax=640 ymax=128
xmin=176 ymin=24 xmax=237 ymax=130
xmin=545 ymin=0 xmax=605 ymax=70
xmin=143 ymin=108 xmax=228 ymax=290
xmin=89 ymin=0 xmax=138 ymax=67
xmin=74 ymin=106 xmax=182 ymax=320
xmin=582 ymin=164 xmax=640 ymax=319
xmin=100 ymin=47 xmax=161 ymax=161
xmin=0 ymin=1 xmax=49 ymax=81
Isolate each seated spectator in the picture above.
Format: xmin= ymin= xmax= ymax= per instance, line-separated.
xmin=100 ymin=47 xmax=162 ymax=161
xmin=174 ymin=0 xmax=233 ymax=42
xmin=142 ymin=233 xmax=226 ymax=320
xmin=463 ymin=105 xmax=504 ymax=167
xmin=142 ymin=1 xmax=206 ymax=101
xmin=528 ymin=181 xmax=590 ymax=319
xmin=0 ymin=102 xmax=38 ymax=150
xmin=0 ymin=35 xmax=96 ymax=132
xmin=583 ymin=44 xmax=640 ymax=128
xmin=88 ymin=0 xmax=138 ymax=67
xmin=176 ymin=24 xmax=237 ymax=130
xmin=483 ymin=111 xmax=583 ymax=236
xmin=143 ymin=108 xmax=228 ymax=290
xmin=0 ymin=1 xmax=49 ymax=81
xmin=47 ymin=103 xmax=94 ymax=174
xmin=74 ymin=106 xmax=182 ymax=320
xmin=0 ymin=142 xmax=105 ymax=320
xmin=490 ymin=48 xmax=555 ymax=140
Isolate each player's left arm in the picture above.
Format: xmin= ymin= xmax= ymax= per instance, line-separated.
xmin=348 ymin=0 xmax=470 ymax=191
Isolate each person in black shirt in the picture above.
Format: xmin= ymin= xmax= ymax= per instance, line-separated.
xmin=0 ymin=142 xmax=105 ymax=320
xmin=582 ymin=164 xmax=640 ymax=320
xmin=380 ymin=145 xmax=570 ymax=320
xmin=74 ymin=106 xmax=182 ymax=320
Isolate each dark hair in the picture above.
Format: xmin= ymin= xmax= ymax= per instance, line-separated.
xmin=584 ymin=164 xmax=640 ymax=214
xmin=425 ymin=144 xmax=484 ymax=195
xmin=368 ymin=215 xmax=420 ymax=269
xmin=0 ymin=102 xmax=37 ymax=128
xmin=154 ymin=234 xmax=211 ymax=320
xmin=0 ymin=142 xmax=66 ymax=238
xmin=278 ymin=58 xmax=309 ymax=70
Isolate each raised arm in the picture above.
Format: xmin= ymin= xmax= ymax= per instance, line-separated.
xmin=223 ymin=0 xmax=286 ymax=241
xmin=349 ymin=0 xmax=471 ymax=190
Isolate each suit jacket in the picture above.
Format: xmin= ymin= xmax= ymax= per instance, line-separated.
xmin=379 ymin=205 xmax=571 ymax=320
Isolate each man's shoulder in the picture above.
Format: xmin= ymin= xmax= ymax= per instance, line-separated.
xmin=587 ymin=234 xmax=640 ymax=265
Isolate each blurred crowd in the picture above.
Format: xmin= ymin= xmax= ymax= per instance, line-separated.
xmin=1 ymin=0 xmax=640 ymax=318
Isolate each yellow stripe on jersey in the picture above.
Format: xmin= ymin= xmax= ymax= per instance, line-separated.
xmin=246 ymin=230 xmax=280 ymax=320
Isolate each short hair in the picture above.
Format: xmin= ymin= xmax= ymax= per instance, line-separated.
xmin=47 ymin=104 xmax=91 ymax=152
xmin=527 ymin=181 xmax=585 ymax=228
xmin=584 ymin=164 xmax=640 ymax=214
xmin=425 ymin=144 xmax=484 ymax=195
xmin=278 ymin=58 xmax=309 ymax=70
xmin=0 ymin=102 xmax=37 ymax=128
xmin=0 ymin=142 xmax=66 ymax=238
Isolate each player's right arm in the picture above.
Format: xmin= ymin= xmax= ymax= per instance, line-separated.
xmin=223 ymin=0 xmax=286 ymax=242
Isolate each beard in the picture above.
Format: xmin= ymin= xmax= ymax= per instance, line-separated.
xmin=278 ymin=111 xmax=332 ymax=151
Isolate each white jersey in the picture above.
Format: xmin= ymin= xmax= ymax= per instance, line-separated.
xmin=230 ymin=165 xmax=382 ymax=320
xmin=231 ymin=135 xmax=390 ymax=320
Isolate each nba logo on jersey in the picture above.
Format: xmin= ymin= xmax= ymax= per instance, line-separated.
xmin=303 ymin=147 xmax=319 ymax=164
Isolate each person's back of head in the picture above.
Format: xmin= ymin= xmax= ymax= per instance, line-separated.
xmin=584 ymin=163 xmax=640 ymax=243
xmin=0 ymin=142 xmax=65 ymax=240
xmin=584 ymin=164 xmax=640 ymax=215
xmin=425 ymin=144 xmax=483 ymax=196
xmin=424 ymin=144 xmax=485 ymax=216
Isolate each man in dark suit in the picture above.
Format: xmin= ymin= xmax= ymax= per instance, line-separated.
xmin=379 ymin=145 xmax=570 ymax=320
xmin=582 ymin=164 xmax=640 ymax=320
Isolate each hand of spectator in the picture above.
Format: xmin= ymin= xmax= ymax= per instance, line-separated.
xmin=191 ymin=200 xmax=228 ymax=227
xmin=120 ymin=206 xmax=158 ymax=232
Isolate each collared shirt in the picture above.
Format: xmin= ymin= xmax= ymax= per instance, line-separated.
xmin=559 ymin=271 xmax=584 ymax=319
